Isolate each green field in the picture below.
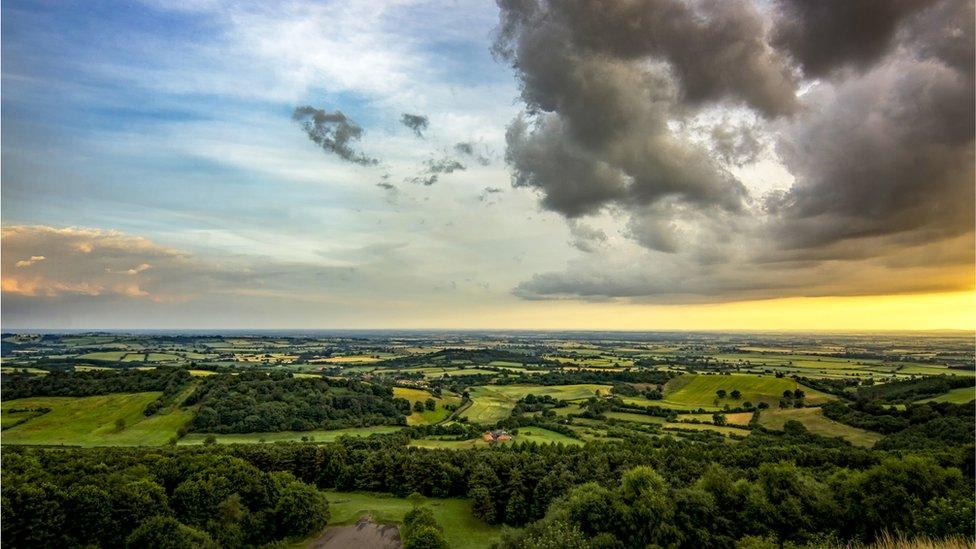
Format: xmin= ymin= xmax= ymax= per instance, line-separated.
xmin=662 ymin=422 xmax=750 ymax=437
xmin=657 ymin=374 xmax=831 ymax=410
xmin=514 ymin=427 xmax=583 ymax=446
xmin=1 ymin=367 xmax=49 ymax=375
xmin=2 ymin=392 xmax=193 ymax=446
xmin=410 ymin=438 xmax=490 ymax=450
xmin=604 ymin=411 xmax=667 ymax=424
xmin=678 ymin=411 xmax=755 ymax=426
xmin=77 ymin=351 xmax=129 ymax=361
xmin=393 ymin=387 xmax=462 ymax=425
xmin=757 ymin=407 xmax=883 ymax=447
xmin=461 ymin=384 xmax=611 ymax=423
xmin=322 ymin=491 xmax=502 ymax=549
xmin=916 ymin=386 xmax=976 ymax=404
xmin=178 ymin=425 xmax=403 ymax=445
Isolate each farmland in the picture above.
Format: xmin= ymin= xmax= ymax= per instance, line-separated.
xmin=178 ymin=425 xmax=403 ymax=445
xmin=916 ymin=386 xmax=976 ymax=404
xmin=1 ymin=392 xmax=193 ymax=446
xmin=322 ymin=492 xmax=502 ymax=549
xmin=461 ymin=384 xmax=611 ymax=423
xmin=1 ymin=330 xmax=973 ymax=548
xmin=393 ymin=386 xmax=462 ymax=425
xmin=758 ymin=407 xmax=883 ymax=447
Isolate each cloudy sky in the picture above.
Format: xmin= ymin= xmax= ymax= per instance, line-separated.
xmin=2 ymin=0 xmax=973 ymax=330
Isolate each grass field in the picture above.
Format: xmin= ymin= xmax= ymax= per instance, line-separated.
xmin=178 ymin=425 xmax=403 ymax=445
xmin=2 ymin=392 xmax=193 ymax=446
xmin=410 ymin=438 xmax=490 ymax=450
xmin=393 ymin=387 xmax=462 ymax=425
xmin=662 ymin=422 xmax=750 ymax=437
xmin=604 ymin=411 xmax=667 ymax=424
xmin=77 ymin=351 xmax=129 ymax=361
xmin=461 ymin=384 xmax=611 ymax=423
xmin=514 ymin=427 xmax=584 ymax=446
xmin=916 ymin=387 xmax=976 ymax=404
xmin=1 ymin=367 xmax=49 ymax=375
xmin=322 ymin=491 xmax=501 ymax=549
xmin=319 ymin=355 xmax=383 ymax=363
xmin=757 ymin=407 xmax=882 ymax=447
xmin=679 ymin=411 xmax=755 ymax=426
xmin=658 ymin=374 xmax=831 ymax=410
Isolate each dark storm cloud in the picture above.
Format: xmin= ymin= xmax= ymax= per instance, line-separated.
xmin=293 ymin=106 xmax=378 ymax=166
xmin=772 ymin=0 xmax=936 ymax=77
xmin=494 ymin=0 xmax=756 ymax=228
xmin=400 ymin=113 xmax=429 ymax=138
xmin=566 ymin=220 xmax=607 ymax=253
xmin=769 ymin=57 xmax=975 ymax=253
xmin=497 ymin=0 xmax=975 ymax=302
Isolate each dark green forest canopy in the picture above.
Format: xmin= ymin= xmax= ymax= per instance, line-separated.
xmin=3 ymin=428 xmax=973 ymax=548
xmin=187 ymin=372 xmax=409 ymax=433
xmin=1 ymin=367 xmax=191 ymax=400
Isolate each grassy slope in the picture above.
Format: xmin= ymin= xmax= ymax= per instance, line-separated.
xmin=917 ymin=386 xmax=976 ymax=404
xmin=393 ymin=387 xmax=462 ymax=425
xmin=462 ymin=384 xmax=612 ymax=423
xmin=514 ymin=426 xmax=584 ymax=446
xmin=323 ymin=491 xmax=501 ymax=549
xmin=660 ymin=374 xmax=832 ymax=409
xmin=758 ymin=407 xmax=883 ymax=447
xmin=178 ymin=425 xmax=403 ymax=445
xmin=2 ymin=392 xmax=194 ymax=446
xmin=604 ymin=411 xmax=667 ymax=424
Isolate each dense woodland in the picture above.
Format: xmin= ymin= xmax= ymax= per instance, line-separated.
xmin=1 ymin=367 xmax=191 ymax=401
xmin=4 ymin=425 xmax=973 ymax=547
xmin=2 ymin=449 xmax=329 ymax=547
xmin=186 ymin=372 xmax=409 ymax=433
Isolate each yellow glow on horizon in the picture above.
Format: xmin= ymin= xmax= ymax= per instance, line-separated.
xmin=454 ymin=290 xmax=976 ymax=331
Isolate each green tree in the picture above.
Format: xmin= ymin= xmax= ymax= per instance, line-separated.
xmin=424 ymin=398 xmax=436 ymax=411
xmin=716 ymin=389 xmax=727 ymax=398
xmin=125 ymin=516 xmax=217 ymax=548
xmin=403 ymin=525 xmax=448 ymax=549
xmin=274 ymin=481 xmax=330 ymax=538
xmin=712 ymin=413 xmax=727 ymax=426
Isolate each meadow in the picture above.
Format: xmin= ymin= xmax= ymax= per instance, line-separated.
xmin=917 ymin=386 xmax=976 ymax=404
xmin=1 ymin=392 xmax=193 ymax=446
xmin=321 ymin=491 xmax=502 ymax=549
xmin=461 ymin=384 xmax=611 ymax=423
xmin=393 ymin=386 xmax=462 ymax=425
xmin=657 ymin=373 xmax=831 ymax=409
xmin=757 ymin=407 xmax=883 ymax=447
xmin=178 ymin=425 xmax=403 ymax=445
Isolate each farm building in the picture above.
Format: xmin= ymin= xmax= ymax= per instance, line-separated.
xmin=482 ymin=430 xmax=513 ymax=443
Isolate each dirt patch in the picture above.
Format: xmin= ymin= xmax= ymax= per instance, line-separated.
xmin=307 ymin=515 xmax=401 ymax=549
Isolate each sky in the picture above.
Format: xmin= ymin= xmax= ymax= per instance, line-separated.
xmin=1 ymin=0 xmax=973 ymax=330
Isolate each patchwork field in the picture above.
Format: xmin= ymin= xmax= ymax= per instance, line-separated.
xmin=757 ymin=407 xmax=883 ymax=447
xmin=658 ymin=374 xmax=832 ymax=409
xmin=916 ymin=387 xmax=975 ymax=404
xmin=178 ymin=425 xmax=403 ymax=445
xmin=461 ymin=384 xmax=611 ymax=423
xmin=321 ymin=492 xmax=502 ymax=549
xmin=2 ymin=392 xmax=193 ymax=446
xmin=393 ymin=387 xmax=462 ymax=425
xmin=604 ymin=411 xmax=667 ymax=424
xmin=662 ymin=422 xmax=750 ymax=437
xmin=514 ymin=427 xmax=584 ymax=446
